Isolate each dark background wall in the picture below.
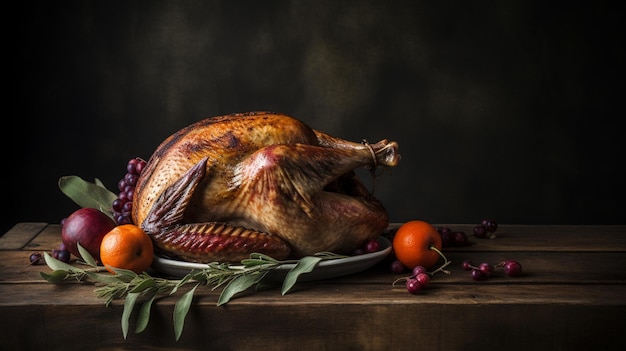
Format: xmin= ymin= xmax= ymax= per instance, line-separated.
xmin=6 ymin=1 xmax=625 ymax=235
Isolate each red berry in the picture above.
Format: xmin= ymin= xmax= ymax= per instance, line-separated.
xmin=503 ymin=260 xmax=523 ymax=277
xmin=415 ymin=272 xmax=430 ymax=288
xmin=462 ymin=260 xmax=473 ymax=271
xmin=452 ymin=231 xmax=469 ymax=246
xmin=471 ymin=269 xmax=487 ymax=281
xmin=473 ymin=225 xmax=488 ymax=238
xmin=412 ymin=265 xmax=427 ymax=276
xmin=365 ymin=239 xmax=380 ymax=253
xmin=481 ymin=219 xmax=498 ymax=233
xmin=390 ymin=260 xmax=405 ymax=274
xmin=479 ymin=263 xmax=494 ymax=278
xmin=406 ymin=278 xmax=422 ymax=294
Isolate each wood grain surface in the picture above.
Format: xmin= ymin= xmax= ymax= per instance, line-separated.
xmin=1 ymin=223 xmax=625 ymax=350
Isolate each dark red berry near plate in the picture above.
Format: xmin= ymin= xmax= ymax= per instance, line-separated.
xmin=352 ymin=247 xmax=365 ymax=256
xmin=365 ymin=239 xmax=380 ymax=253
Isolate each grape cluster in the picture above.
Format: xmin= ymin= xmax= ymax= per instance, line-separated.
xmin=462 ymin=259 xmax=522 ymax=280
xmin=112 ymin=157 xmax=147 ymax=225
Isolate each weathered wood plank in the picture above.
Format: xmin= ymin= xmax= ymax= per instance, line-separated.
xmin=433 ymin=224 xmax=626 ymax=252
xmin=0 ymin=222 xmax=48 ymax=250
xmin=1 ymin=291 xmax=624 ymax=351
xmin=2 ymin=250 xmax=625 ymax=305
xmin=1 ymin=223 xmax=624 ymax=351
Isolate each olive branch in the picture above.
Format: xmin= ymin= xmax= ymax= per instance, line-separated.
xmin=40 ymin=243 xmax=346 ymax=341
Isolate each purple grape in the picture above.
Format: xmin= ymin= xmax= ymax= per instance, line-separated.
xmin=122 ymin=201 xmax=133 ymax=212
xmin=135 ymin=160 xmax=146 ymax=174
xmin=52 ymin=249 xmax=71 ymax=263
xmin=125 ymin=173 xmax=138 ymax=186
xmin=29 ymin=252 xmax=43 ymax=265
xmin=112 ymin=199 xmax=124 ymax=212
xmin=118 ymin=179 xmax=127 ymax=192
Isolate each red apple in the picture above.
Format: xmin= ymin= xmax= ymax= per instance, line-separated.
xmin=61 ymin=208 xmax=117 ymax=262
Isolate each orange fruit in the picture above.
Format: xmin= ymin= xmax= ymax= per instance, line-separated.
xmin=100 ymin=224 xmax=154 ymax=274
xmin=392 ymin=220 xmax=443 ymax=269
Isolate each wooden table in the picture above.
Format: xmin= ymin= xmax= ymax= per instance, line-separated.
xmin=1 ymin=223 xmax=625 ymax=351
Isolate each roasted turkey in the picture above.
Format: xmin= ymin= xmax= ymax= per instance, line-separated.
xmin=132 ymin=112 xmax=400 ymax=262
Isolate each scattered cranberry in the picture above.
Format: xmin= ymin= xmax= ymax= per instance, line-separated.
xmin=472 ymin=225 xmax=488 ymax=238
xmin=500 ymin=260 xmax=523 ymax=277
xmin=471 ymin=269 xmax=487 ymax=281
xmin=412 ymin=265 xmax=427 ymax=276
xmin=406 ymin=278 xmax=422 ymax=294
xmin=415 ymin=273 xmax=430 ymax=288
xmin=481 ymin=219 xmax=498 ymax=233
xmin=479 ymin=263 xmax=494 ymax=278
xmin=390 ymin=260 xmax=405 ymax=274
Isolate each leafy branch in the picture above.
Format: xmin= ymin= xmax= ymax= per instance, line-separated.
xmin=40 ymin=243 xmax=346 ymax=341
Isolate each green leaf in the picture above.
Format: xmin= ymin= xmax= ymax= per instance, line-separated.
xmin=77 ymin=242 xmax=98 ymax=267
xmin=135 ymin=293 xmax=156 ymax=334
xmin=248 ymin=253 xmax=279 ymax=262
xmin=43 ymin=252 xmax=83 ymax=272
xmin=174 ymin=284 xmax=198 ymax=341
xmin=122 ymin=292 xmax=140 ymax=340
xmin=58 ymin=175 xmax=117 ymax=217
xmin=240 ymin=258 xmax=275 ymax=267
xmin=281 ymin=256 xmax=322 ymax=295
xmin=94 ymin=178 xmax=106 ymax=188
xmin=40 ymin=270 xmax=70 ymax=283
xmin=107 ymin=266 xmax=139 ymax=279
xmin=130 ymin=278 xmax=156 ymax=293
xmin=217 ymin=272 xmax=266 ymax=306
xmin=84 ymin=271 xmax=121 ymax=284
